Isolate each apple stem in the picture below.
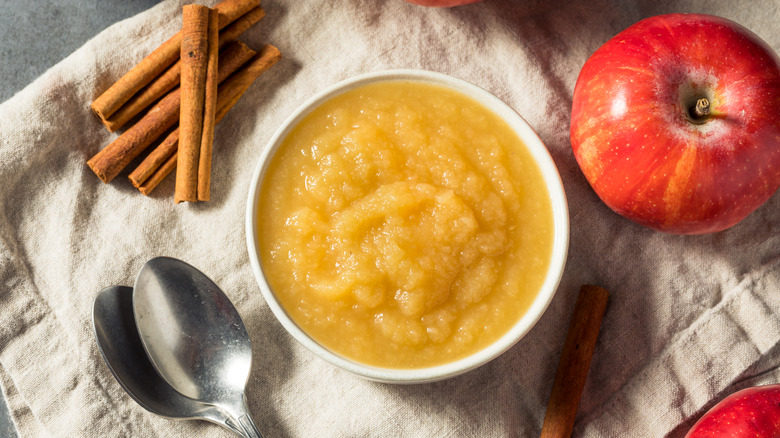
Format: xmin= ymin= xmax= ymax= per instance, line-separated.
xmin=693 ymin=98 xmax=711 ymax=118
xmin=687 ymin=97 xmax=723 ymax=124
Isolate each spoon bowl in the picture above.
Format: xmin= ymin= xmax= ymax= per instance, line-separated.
xmin=133 ymin=257 xmax=261 ymax=438
xmin=92 ymin=286 xmax=248 ymax=435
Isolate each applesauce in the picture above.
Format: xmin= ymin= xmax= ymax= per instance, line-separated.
xmin=257 ymin=81 xmax=553 ymax=368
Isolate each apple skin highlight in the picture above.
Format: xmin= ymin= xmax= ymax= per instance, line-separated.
xmin=570 ymin=13 xmax=780 ymax=234
xmin=685 ymin=384 xmax=780 ymax=438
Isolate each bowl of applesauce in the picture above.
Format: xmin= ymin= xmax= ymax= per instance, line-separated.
xmin=246 ymin=70 xmax=568 ymax=383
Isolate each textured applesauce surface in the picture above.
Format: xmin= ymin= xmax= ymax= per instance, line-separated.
xmin=257 ymin=81 xmax=553 ymax=368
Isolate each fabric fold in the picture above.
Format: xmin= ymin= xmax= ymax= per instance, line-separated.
xmin=579 ymin=260 xmax=780 ymax=436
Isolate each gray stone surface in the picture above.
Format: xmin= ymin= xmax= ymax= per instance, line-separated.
xmin=0 ymin=1 xmax=159 ymax=434
xmin=1 ymin=0 xmax=158 ymax=102
xmin=0 ymin=392 xmax=14 ymax=438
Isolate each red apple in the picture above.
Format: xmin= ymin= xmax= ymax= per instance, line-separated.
xmin=403 ymin=0 xmax=482 ymax=6
xmin=570 ymin=14 xmax=780 ymax=234
xmin=686 ymin=384 xmax=780 ymax=437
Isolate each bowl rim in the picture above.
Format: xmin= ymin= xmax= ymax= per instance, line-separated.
xmin=245 ymin=69 xmax=569 ymax=383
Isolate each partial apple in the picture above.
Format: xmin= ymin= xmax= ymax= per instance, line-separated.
xmin=570 ymin=14 xmax=780 ymax=234
xmin=686 ymin=384 xmax=780 ymax=437
xmin=404 ymin=0 xmax=482 ymax=6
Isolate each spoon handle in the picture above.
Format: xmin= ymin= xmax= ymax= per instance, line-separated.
xmin=238 ymin=413 xmax=262 ymax=438
xmin=226 ymin=397 xmax=262 ymax=438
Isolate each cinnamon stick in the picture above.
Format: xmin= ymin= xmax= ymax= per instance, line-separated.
xmin=176 ymin=5 xmax=216 ymax=204
xmin=217 ymin=6 xmax=265 ymax=45
xmin=87 ymin=41 xmax=255 ymax=183
xmin=99 ymin=6 xmax=266 ymax=132
xmin=217 ymin=44 xmax=282 ymax=106
xmin=129 ymin=128 xmax=180 ymax=189
xmin=138 ymin=148 xmax=178 ymax=196
xmin=102 ymin=60 xmax=182 ymax=133
xmin=196 ymin=10 xmax=220 ymax=202
xmin=90 ymin=0 xmax=259 ymax=126
xmin=540 ymin=285 xmax=609 ymax=438
xmin=134 ymin=90 xmax=239 ymax=196
xmin=130 ymin=45 xmax=282 ymax=196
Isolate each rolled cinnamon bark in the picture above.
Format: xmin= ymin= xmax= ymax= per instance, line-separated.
xmin=133 ymin=90 xmax=241 ymax=196
xmin=217 ymin=6 xmax=265 ymax=45
xmin=216 ymin=44 xmax=281 ymax=107
xmin=540 ymin=285 xmax=609 ymax=438
xmin=196 ymin=9 xmax=220 ymax=202
xmin=90 ymin=0 xmax=260 ymax=126
xmin=99 ymin=6 xmax=266 ymax=132
xmin=129 ymin=128 xmax=180 ymax=189
xmin=130 ymin=44 xmax=282 ymax=196
xmin=176 ymin=5 xmax=216 ymax=204
xmin=87 ymin=41 xmax=255 ymax=184
xmin=102 ymin=60 xmax=182 ymax=133
xmin=138 ymin=149 xmax=178 ymax=196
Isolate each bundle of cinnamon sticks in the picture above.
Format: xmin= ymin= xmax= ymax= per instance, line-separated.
xmin=87 ymin=0 xmax=281 ymax=202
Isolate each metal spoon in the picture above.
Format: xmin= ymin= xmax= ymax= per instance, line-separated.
xmin=132 ymin=257 xmax=262 ymax=438
xmin=92 ymin=286 xmax=250 ymax=436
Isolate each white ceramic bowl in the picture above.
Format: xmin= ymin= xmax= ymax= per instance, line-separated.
xmin=246 ymin=70 xmax=569 ymax=383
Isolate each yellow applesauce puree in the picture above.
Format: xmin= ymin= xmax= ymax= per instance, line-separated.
xmin=258 ymin=81 xmax=554 ymax=369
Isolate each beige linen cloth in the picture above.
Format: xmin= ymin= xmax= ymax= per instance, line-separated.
xmin=0 ymin=0 xmax=778 ymax=436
